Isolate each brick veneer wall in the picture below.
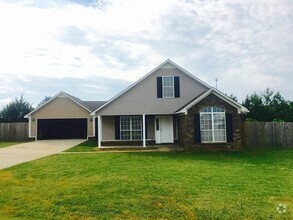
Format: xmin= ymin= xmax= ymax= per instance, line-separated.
xmin=178 ymin=93 xmax=242 ymax=151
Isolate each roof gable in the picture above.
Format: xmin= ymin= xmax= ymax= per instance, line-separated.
xmin=25 ymin=91 xmax=93 ymax=118
xmin=176 ymin=88 xmax=249 ymax=114
xmin=92 ymin=59 xmax=211 ymax=115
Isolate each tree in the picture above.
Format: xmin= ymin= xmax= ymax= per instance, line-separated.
xmin=242 ymin=88 xmax=292 ymax=122
xmin=228 ymin=94 xmax=238 ymax=102
xmin=37 ymin=96 xmax=52 ymax=107
xmin=243 ymin=92 xmax=266 ymax=121
xmin=0 ymin=95 xmax=34 ymax=122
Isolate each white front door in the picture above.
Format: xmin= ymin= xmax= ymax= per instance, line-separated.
xmin=155 ymin=116 xmax=174 ymax=144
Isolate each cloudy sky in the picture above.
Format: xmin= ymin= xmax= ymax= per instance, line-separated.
xmin=0 ymin=0 xmax=292 ymax=108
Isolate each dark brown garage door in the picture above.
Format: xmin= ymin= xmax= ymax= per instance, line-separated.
xmin=37 ymin=119 xmax=87 ymax=140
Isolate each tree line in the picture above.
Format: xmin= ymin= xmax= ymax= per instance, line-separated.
xmin=242 ymin=88 xmax=292 ymax=122
xmin=0 ymin=89 xmax=292 ymax=122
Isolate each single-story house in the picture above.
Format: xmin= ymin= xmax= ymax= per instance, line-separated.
xmin=25 ymin=59 xmax=248 ymax=150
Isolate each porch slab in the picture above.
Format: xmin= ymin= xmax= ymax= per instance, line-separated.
xmin=98 ymin=145 xmax=183 ymax=152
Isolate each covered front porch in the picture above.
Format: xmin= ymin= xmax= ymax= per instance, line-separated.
xmin=94 ymin=114 xmax=178 ymax=148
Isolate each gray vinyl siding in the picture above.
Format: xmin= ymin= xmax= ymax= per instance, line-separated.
xmin=102 ymin=116 xmax=115 ymax=140
xmin=101 ymin=115 xmax=155 ymax=141
xmin=97 ymin=67 xmax=208 ymax=116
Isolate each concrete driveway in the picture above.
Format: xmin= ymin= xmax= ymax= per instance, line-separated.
xmin=0 ymin=139 xmax=86 ymax=170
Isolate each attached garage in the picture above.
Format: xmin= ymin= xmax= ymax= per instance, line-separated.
xmin=37 ymin=119 xmax=87 ymax=140
xmin=25 ymin=91 xmax=106 ymax=140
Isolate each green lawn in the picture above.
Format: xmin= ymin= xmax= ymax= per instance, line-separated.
xmin=65 ymin=139 xmax=98 ymax=152
xmin=0 ymin=149 xmax=292 ymax=219
xmin=0 ymin=142 xmax=22 ymax=148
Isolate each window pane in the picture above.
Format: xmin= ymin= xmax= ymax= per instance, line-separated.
xmin=213 ymin=114 xmax=225 ymax=129
xmin=213 ymin=107 xmax=224 ymax=112
xmin=121 ymin=131 xmax=130 ymax=140
xmin=120 ymin=117 xmax=130 ymax=131
xmin=163 ymin=77 xmax=174 ymax=86
xmin=132 ymin=116 xmax=141 ymax=130
xmin=201 ymin=131 xmax=213 ymax=142
xmin=163 ymin=87 xmax=174 ymax=97
xmin=162 ymin=77 xmax=174 ymax=98
xmin=200 ymin=114 xmax=212 ymax=130
xmin=201 ymin=107 xmax=211 ymax=112
xmin=214 ymin=130 xmax=226 ymax=142
xmin=132 ymin=131 xmax=142 ymax=140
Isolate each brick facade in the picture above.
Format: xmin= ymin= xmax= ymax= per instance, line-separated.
xmin=178 ymin=93 xmax=242 ymax=151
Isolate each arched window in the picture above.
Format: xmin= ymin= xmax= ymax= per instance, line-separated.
xmin=200 ymin=107 xmax=226 ymax=143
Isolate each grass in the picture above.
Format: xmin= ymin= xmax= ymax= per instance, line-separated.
xmin=0 ymin=142 xmax=22 ymax=148
xmin=65 ymin=139 xmax=98 ymax=152
xmin=0 ymin=149 xmax=292 ymax=219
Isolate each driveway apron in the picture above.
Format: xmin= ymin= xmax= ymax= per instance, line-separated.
xmin=0 ymin=139 xmax=86 ymax=169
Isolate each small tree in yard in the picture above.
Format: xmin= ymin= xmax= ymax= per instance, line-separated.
xmin=0 ymin=95 xmax=34 ymax=122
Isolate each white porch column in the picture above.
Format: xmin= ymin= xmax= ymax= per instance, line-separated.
xmin=28 ymin=115 xmax=32 ymax=138
xmin=92 ymin=116 xmax=96 ymax=138
xmin=97 ymin=115 xmax=102 ymax=148
xmin=142 ymin=114 xmax=146 ymax=147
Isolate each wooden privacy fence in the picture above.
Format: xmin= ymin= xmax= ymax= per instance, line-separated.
xmin=0 ymin=122 xmax=29 ymax=141
xmin=242 ymin=122 xmax=293 ymax=148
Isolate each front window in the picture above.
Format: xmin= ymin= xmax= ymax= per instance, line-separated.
xmin=162 ymin=76 xmax=174 ymax=98
xmin=200 ymin=107 xmax=226 ymax=143
xmin=120 ymin=116 xmax=142 ymax=140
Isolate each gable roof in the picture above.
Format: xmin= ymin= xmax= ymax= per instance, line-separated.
xmin=175 ymin=88 xmax=249 ymax=114
xmin=24 ymin=91 xmax=106 ymax=118
xmin=91 ymin=59 xmax=211 ymax=115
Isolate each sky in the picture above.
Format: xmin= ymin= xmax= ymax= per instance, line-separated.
xmin=0 ymin=0 xmax=292 ymax=108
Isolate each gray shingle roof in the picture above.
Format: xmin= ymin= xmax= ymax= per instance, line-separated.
xmin=64 ymin=92 xmax=107 ymax=112
xmin=83 ymin=101 xmax=107 ymax=112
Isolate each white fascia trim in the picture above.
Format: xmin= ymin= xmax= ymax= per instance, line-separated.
xmin=25 ymin=91 xmax=92 ymax=118
xmin=176 ymin=88 xmax=249 ymax=114
xmin=91 ymin=59 xmax=211 ymax=115
xmin=211 ymin=90 xmax=249 ymax=113
xmin=176 ymin=89 xmax=213 ymax=115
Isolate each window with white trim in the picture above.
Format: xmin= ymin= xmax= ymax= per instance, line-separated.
xmin=200 ymin=107 xmax=226 ymax=143
xmin=120 ymin=116 xmax=142 ymax=140
xmin=162 ymin=76 xmax=174 ymax=98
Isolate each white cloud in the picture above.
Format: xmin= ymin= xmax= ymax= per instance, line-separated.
xmin=0 ymin=98 xmax=13 ymax=107
xmin=0 ymin=0 xmax=292 ymax=108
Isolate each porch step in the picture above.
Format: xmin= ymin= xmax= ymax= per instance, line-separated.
xmin=98 ymin=145 xmax=183 ymax=152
